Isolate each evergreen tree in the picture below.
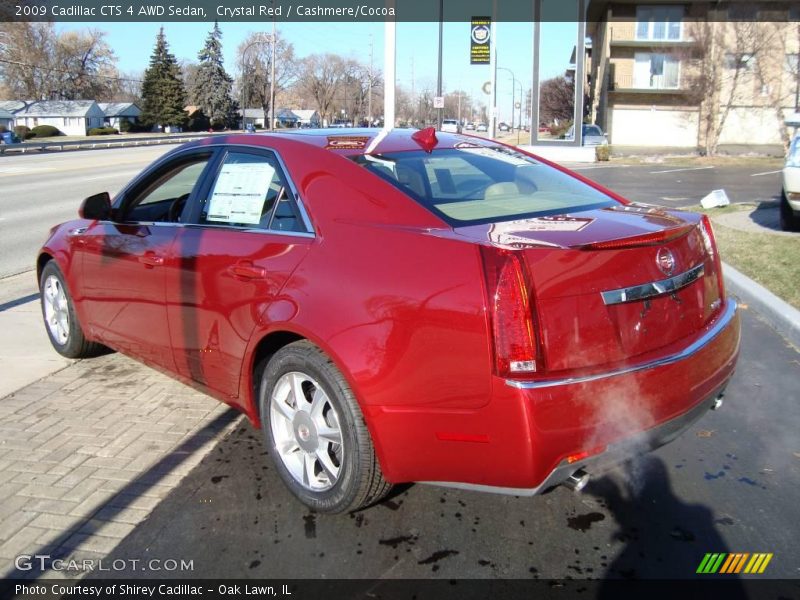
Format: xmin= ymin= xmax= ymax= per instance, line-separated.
xmin=140 ymin=28 xmax=187 ymax=128
xmin=190 ymin=22 xmax=236 ymax=129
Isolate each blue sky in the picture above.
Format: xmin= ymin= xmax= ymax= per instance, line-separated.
xmin=58 ymin=21 xmax=581 ymax=123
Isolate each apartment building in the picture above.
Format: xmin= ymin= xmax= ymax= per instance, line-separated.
xmin=587 ymin=0 xmax=799 ymax=153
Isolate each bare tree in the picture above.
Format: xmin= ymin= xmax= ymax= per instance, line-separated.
xmin=237 ymin=33 xmax=297 ymax=118
xmin=688 ymin=19 xmax=792 ymax=155
xmin=539 ymin=76 xmax=574 ymax=125
xmin=297 ymin=53 xmax=349 ymax=125
xmin=0 ymin=23 xmax=118 ymax=100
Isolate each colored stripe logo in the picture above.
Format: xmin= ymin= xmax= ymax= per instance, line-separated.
xmin=697 ymin=553 xmax=773 ymax=574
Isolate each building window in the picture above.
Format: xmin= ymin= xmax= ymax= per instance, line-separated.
xmin=636 ymin=5 xmax=683 ymax=41
xmin=633 ymin=53 xmax=680 ymax=89
xmin=724 ymin=52 xmax=756 ymax=72
xmin=786 ymin=53 xmax=799 ymax=74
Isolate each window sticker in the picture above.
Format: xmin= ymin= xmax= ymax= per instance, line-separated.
xmin=459 ymin=146 xmax=531 ymax=166
xmin=206 ymin=161 xmax=276 ymax=225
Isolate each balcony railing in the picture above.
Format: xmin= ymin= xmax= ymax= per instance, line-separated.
xmin=610 ymin=74 xmax=683 ymax=92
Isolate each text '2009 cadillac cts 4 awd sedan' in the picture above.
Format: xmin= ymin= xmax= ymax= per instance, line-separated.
xmin=38 ymin=127 xmax=740 ymax=512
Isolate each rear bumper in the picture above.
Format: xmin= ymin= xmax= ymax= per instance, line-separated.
xmin=368 ymin=297 xmax=740 ymax=491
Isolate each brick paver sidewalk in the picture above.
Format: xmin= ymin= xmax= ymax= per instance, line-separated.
xmin=0 ymin=352 xmax=241 ymax=579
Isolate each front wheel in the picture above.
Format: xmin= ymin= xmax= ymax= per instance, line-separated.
xmin=40 ymin=261 xmax=106 ymax=359
xmin=259 ymin=341 xmax=391 ymax=513
xmin=780 ymin=189 xmax=800 ymax=231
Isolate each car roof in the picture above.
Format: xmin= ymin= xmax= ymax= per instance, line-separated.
xmin=178 ymin=127 xmax=499 ymax=157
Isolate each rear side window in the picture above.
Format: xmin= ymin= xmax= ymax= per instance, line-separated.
xmin=199 ymin=151 xmax=308 ymax=233
xmin=355 ymin=146 xmax=615 ymax=226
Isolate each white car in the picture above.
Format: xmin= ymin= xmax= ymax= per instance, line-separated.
xmin=441 ymin=119 xmax=460 ymax=133
xmin=781 ymin=134 xmax=800 ymax=231
xmin=476 ymin=123 xmax=488 ymax=132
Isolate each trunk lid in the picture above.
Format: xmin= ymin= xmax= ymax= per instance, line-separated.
xmin=458 ymin=204 xmax=723 ymax=374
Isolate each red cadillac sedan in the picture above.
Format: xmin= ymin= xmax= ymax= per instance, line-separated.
xmin=38 ymin=128 xmax=740 ymax=512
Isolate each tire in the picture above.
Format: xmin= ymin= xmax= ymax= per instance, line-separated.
xmin=40 ymin=261 xmax=106 ymax=359
xmin=780 ymin=189 xmax=800 ymax=232
xmin=259 ymin=340 xmax=392 ymax=513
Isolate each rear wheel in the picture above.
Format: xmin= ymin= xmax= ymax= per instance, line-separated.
xmin=259 ymin=341 xmax=391 ymax=513
xmin=40 ymin=261 xmax=105 ymax=358
xmin=780 ymin=189 xmax=800 ymax=231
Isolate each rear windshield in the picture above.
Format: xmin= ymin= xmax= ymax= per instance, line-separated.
xmin=354 ymin=146 xmax=616 ymax=226
xmin=583 ymin=125 xmax=603 ymax=136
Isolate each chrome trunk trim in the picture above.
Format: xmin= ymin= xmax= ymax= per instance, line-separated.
xmin=601 ymin=263 xmax=705 ymax=306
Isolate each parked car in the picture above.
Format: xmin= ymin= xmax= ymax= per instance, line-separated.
xmin=39 ymin=127 xmax=740 ymax=513
xmin=565 ymin=123 xmax=608 ymax=146
xmin=465 ymin=122 xmax=475 ymax=131
xmin=441 ymin=119 xmax=461 ymax=134
xmin=0 ymin=131 xmax=20 ymax=144
xmin=781 ymin=133 xmax=800 ymax=231
xmin=476 ymin=123 xmax=488 ymax=132
xmin=498 ymin=122 xmax=511 ymax=132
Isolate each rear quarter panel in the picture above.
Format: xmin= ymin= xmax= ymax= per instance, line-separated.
xmin=240 ymin=140 xmax=494 ymax=419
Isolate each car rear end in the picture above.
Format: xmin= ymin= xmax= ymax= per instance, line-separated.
xmin=356 ymin=136 xmax=739 ymax=493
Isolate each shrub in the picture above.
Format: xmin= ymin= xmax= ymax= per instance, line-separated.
xmin=14 ymin=125 xmax=31 ymax=140
xmin=119 ymin=119 xmax=132 ymax=133
xmin=87 ymin=126 xmax=119 ymax=136
xmin=0 ymin=125 xmax=6 ymax=134
xmin=595 ymin=144 xmax=610 ymax=162
xmin=29 ymin=124 xmax=62 ymax=138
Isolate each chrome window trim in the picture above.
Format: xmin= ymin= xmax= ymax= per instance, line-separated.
xmin=601 ymin=263 xmax=705 ymax=306
xmin=506 ymin=298 xmax=737 ymax=390
xmin=115 ymin=142 xmax=316 ymax=237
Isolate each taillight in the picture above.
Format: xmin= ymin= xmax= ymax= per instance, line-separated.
xmin=699 ymin=215 xmax=726 ymax=300
xmin=480 ymin=247 xmax=542 ymax=378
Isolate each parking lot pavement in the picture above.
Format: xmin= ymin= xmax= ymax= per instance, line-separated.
xmin=563 ymin=163 xmax=783 ymax=209
xmin=80 ymin=308 xmax=798 ymax=580
xmin=0 ymin=344 xmax=238 ymax=580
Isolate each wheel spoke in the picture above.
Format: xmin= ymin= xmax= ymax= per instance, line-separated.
xmin=315 ymin=449 xmax=339 ymax=483
xmin=317 ymin=424 xmax=342 ymax=446
xmin=280 ymin=439 xmax=300 ymax=455
xmin=302 ymin=452 xmax=315 ymax=487
xmin=272 ymin=395 xmax=296 ymax=423
xmin=309 ymin=387 xmax=327 ymax=419
xmin=290 ymin=373 xmax=308 ymax=409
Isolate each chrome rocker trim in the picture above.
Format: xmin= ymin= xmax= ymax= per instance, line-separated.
xmin=601 ymin=263 xmax=705 ymax=306
xmin=506 ymin=297 xmax=737 ymax=390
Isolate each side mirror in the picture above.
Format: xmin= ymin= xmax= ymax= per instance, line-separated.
xmin=79 ymin=192 xmax=112 ymax=221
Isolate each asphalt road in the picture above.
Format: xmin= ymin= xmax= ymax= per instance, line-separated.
xmin=0 ymin=146 xmax=174 ymax=278
xmin=567 ymin=162 xmax=783 ymax=209
xmin=95 ymin=309 xmax=800 ymax=580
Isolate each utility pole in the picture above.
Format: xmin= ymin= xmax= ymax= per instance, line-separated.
xmin=489 ymin=0 xmax=498 ymax=138
xmin=269 ymin=18 xmax=277 ymax=131
xmin=384 ymin=2 xmax=396 ymax=129
xmin=411 ymin=55 xmax=415 ymax=123
xmin=436 ymin=0 xmax=444 ymax=130
xmin=368 ymin=33 xmax=373 ymax=126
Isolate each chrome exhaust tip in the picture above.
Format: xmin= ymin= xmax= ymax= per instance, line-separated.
xmin=563 ymin=469 xmax=590 ymax=492
xmin=711 ymin=395 xmax=724 ymax=411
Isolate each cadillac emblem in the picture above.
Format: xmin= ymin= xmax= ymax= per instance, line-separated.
xmin=656 ymin=247 xmax=676 ymax=276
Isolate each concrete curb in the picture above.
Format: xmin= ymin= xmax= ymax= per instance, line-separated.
xmin=723 ymin=261 xmax=800 ymax=349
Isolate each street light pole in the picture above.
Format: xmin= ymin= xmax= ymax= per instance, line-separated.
xmin=240 ymin=34 xmax=274 ymax=131
xmin=269 ymin=19 xmax=277 ymax=131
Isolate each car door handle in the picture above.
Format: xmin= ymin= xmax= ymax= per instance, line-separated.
xmin=139 ymin=253 xmax=164 ymax=268
xmin=228 ymin=262 xmax=267 ymax=280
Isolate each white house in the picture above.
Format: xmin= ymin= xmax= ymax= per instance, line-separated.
xmin=239 ymin=108 xmax=267 ymax=128
xmin=14 ymin=101 xmax=105 ymax=135
xmin=292 ymin=109 xmax=321 ymax=128
xmin=98 ymin=102 xmax=141 ymax=128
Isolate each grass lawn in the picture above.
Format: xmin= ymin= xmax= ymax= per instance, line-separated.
xmin=694 ymin=205 xmax=800 ymax=309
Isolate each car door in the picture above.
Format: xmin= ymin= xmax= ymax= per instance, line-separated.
xmin=77 ymin=148 xmax=216 ymax=370
xmin=165 ymin=147 xmax=314 ymax=402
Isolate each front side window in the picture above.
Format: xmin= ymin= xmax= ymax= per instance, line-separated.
xmin=122 ymin=155 xmax=211 ymax=223
xmin=199 ymin=151 xmax=308 ymax=233
xmin=355 ymin=146 xmax=615 ymax=226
